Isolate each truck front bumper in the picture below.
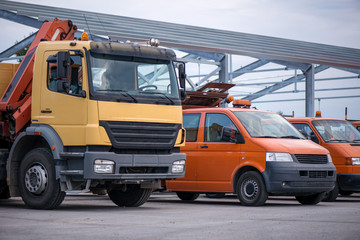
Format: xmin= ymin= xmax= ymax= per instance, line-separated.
xmin=83 ymin=152 xmax=186 ymax=180
xmin=337 ymin=174 xmax=360 ymax=192
xmin=262 ymin=162 xmax=336 ymax=195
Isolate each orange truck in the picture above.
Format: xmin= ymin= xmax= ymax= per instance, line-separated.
xmin=288 ymin=117 xmax=360 ymax=201
xmin=166 ymin=100 xmax=336 ymax=206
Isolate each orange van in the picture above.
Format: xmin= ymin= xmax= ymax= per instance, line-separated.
xmin=288 ymin=117 xmax=360 ymax=201
xmin=353 ymin=121 xmax=360 ymax=132
xmin=166 ymin=106 xmax=336 ymax=206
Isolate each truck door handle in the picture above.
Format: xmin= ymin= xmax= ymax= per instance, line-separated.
xmin=41 ymin=110 xmax=52 ymax=113
xmin=200 ymin=145 xmax=208 ymax=149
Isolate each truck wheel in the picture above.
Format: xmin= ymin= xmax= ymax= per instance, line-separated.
xmin=176 ymin=192 xmax=199 ymax=201
xmin=236 ymin=171 xmax=268 ymax=206
xmin=0 ymin=180 xmax=10 ymax=199
xmin=19 ymin=148 xmax=65 ymax=209
xmin=296 ymin=192 xmax=325 ymax=205
xmin=108 ymin=185 xmax=152 ymax=207
xmin=323 ymin=182 xmax=339 ymax=202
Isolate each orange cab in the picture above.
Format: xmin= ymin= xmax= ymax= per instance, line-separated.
xmin=353 ymin=121 xmax=360 ymax=132
xmin=166 ymin=106 xmax=336 ymax=206
xmin=288 ymin=117 xmax=360 ymax=201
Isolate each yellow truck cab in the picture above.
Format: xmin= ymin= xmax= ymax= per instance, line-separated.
xmin=0 ymin=31 xmax=186 ymax=209
xmin=166 ymin=101 xmax=336 ymax=206
xmin=288 ymin=117 xmax=360 ymax=201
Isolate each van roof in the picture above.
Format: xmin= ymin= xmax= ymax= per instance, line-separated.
xmin=288 ymin=117 xmax=346 ymax=122
xmin=183 ymin=107 xmax=273 ymax=114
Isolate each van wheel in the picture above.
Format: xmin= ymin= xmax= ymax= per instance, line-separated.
xmin=236 ymin=171 xmax=268 ymax=206
xmin=176 ymin=192 xmax=199 ymax=201
xmin=19 ymin=148 xmax=65 ymax=209
xmin=296 ymin=192 xmax=325 ymax=205
xmin=339 ymin=190 xmax=353 ymax=196
xmin=108 ymin=185 xmax=152 ymax=207
xmin=323 ymin=182 xmax=339 ymax=202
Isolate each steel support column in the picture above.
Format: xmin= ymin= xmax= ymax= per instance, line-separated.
xmin=305 ymin=65 xmax=315 ymax=117
xmin=219 ymin=54 xmax=229 ymax=83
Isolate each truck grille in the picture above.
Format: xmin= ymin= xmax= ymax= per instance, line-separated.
xmin=100 ymin=121 xmax=180 ymax=150
xmin=294 ymin=154 xmax=328 ymax=164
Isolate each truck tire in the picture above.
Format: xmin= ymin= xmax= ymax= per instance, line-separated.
xmin=296 ymin=192 xmax=325 ymax=205
xmin=323 ymin=182 xmax=339 ymax=202
xmin=176 ymin=192 xmax=199 ymax=201
xmin=0 ymin=180 xmax=10 ymax=199
xmin=108 ymin=185 xmax=152 ymax=207
xmin=18 ymin=148 xmax=65 ymax=209
xmin=236 ymin=171 xmax=268 ymax=206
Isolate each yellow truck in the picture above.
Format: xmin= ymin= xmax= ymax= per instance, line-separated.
xmin=0 ymin=19 xmax=186 ymax=209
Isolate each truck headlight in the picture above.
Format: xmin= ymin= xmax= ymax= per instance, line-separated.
xmin=94 ymin=160 xmax=115 ymax=174
xmin=352 ymin=157 xmax=360 ymax=165
xmin=266 ymin=152 xmax=293 ymax=162
xmin=172 ymin=160 xmax=186 ymax=173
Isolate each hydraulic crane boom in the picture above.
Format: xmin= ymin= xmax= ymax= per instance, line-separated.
xmin=0 ymin=18 xmax=77 ymax=139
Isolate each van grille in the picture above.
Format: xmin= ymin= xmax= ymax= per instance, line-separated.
xmin=100 ymin=121 xmax=180 ymax=150
xmin=309 ymin=171 xmax=327 ymax=178
xmin=294 ymin=154 xmax=328 ymax=164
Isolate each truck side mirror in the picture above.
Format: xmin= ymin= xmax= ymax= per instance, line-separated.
xmin=222 ymin=126 xmax=245 ymax=144
xmin=178 ymin=63 xmax=186 ymax=89
xmin=56 ymin=80 xmax=70 ymax=93
xmin=57 ymin=51 xmax=71 ymax=79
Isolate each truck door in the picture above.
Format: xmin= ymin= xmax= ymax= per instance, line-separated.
xmin=38 ymin=51 xmax=87 ymax=145
xmin=196 ymin=113 xmax=241 ymax=191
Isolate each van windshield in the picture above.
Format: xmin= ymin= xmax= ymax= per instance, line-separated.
xmin=234 ymin=111 xmax=305 ymax=139
xmin=312 ymin=120 xmax=360 ymax=143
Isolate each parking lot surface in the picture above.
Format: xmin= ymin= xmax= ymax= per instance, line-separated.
xmin=1 ymin=193 xmax=359 ymax=240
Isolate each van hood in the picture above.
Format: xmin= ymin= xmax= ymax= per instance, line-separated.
xmin=251 ymin=138 xmax=329 ymax=155
xmin=326 ymin=143 xmax=360 ymax=157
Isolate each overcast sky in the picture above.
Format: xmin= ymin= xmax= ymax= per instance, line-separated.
xmin=1 ymin=0 xmax=360 ymax=119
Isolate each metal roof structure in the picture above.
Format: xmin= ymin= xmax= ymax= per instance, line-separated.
xmin=0 ymin=0 xmax=359 ymax=117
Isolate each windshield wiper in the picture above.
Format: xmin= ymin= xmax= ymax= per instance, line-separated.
xmin=96 ymin=89 xmax=138 ymax=103
xmin=327 ymin=139 xmax=350 ymax=143
xmin=280 ymin=135 xmax=302 ymax=139
xmin=255 ymin=136 xmax=278 ymax=138
xmin=138 ymin=91 xmax=175 ymax=105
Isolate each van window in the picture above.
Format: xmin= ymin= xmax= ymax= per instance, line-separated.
xmin=234 ymin=111 xmax=304 ymax=139
xmin=292 ymin=123 xmax=319 ymax=143
xmin=204 ymin=113 xmax=238 ymax=142
xmin=312 ymin=120 xmax=360 ymax=143
xmin=183 ymin=113 xmax=201 ymax=142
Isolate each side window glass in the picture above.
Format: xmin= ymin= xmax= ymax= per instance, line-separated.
xmin=292 ymin=123 xmax=319 ymax=143
xmin=205 ymin=113 xmax=238 ymax=142
xmin=47 ymin=54 xmax=83 ymax=96
xmin=183 ymin=113 xmax=201 ymax=142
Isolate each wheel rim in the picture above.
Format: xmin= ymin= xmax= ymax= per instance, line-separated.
xmin=24 ymin=163 xmax=48 ymax=195
xmin=242 ymin=179 xmax=258 ymax=199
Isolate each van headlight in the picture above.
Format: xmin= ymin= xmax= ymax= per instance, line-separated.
xmin=327 ymin=154 xmax=333 ymax=163
xmin=352 ymin=157 xmax=360 ymax=165
xmin=94 ymin=160 xmax=115 ymax=174
xmin=172 ymin=160 xmax=186 ymax=173
xmin=266 ymin=152 xmax=293 ymax=162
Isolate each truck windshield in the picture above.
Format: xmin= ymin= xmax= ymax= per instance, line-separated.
xmin=88 ymin=53 xmax=180 ymax=105
xmin=234 ymin=111 xmax=305 ymax=139
xmin=312 ymin=120 xmax=360 ymax=143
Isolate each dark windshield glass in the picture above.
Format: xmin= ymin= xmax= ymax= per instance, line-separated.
xmin=88 ymin=53 xmax=180 ymax=105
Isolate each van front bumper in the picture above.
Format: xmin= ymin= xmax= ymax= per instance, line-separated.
xmin=262 ymin=162 xmax=336 ymax=195
xmin=337 ymin=174 xmax=360 ymax=192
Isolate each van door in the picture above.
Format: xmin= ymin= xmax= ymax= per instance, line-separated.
xmin=196 ymin=113 xmax=241 ymax=192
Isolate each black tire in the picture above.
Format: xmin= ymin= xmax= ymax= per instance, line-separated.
xmin=19 ymin=148 xmax=65 ymax=209
xmin=205 ymin=193 xmax=226 ymax=198
xmin=323 ymin=182 xmax=339 ymax=202
xmin=176 ymin=192 xmax=199 ymax=201
xmin=339 ymin=190 xmax=353 ymax=196
xmin=296 ymin=192 xmax=325 ymax=205
xmin=236 ymin=171 xmax=268 ymax=206
xmin=108 ymin=185 xmax=152 ymax=207
xmin=0 ymin=180 xmax=10 ymax=199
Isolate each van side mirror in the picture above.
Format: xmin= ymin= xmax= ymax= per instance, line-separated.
xmin=310 ymin=132 xmax=319 ymax=144
xmin=222 ymin=126 xmax=245 ymax=144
